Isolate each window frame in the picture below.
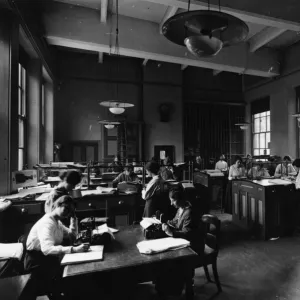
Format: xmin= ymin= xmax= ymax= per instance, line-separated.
xmin=252 ymin=110 xmax=271 ymax=156
xmin=18 ymin=63 xmax=27 ymax=170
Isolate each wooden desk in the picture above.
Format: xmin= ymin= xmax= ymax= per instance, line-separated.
xmin=0 ymin=274 xmax=31 ymax=300
xmin=232 ymin=179 xmax=297 ymax=240
xmin=63 ymin=225 xmax=197 ymax=299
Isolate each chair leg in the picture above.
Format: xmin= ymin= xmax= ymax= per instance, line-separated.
xmin=203 ymin=265 xmax=212 ymax=282
xmin=212 ymin=261 xmax=222 ymax=292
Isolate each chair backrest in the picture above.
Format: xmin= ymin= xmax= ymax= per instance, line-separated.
xmin=201 ymin=214 xmax=221 ymax=252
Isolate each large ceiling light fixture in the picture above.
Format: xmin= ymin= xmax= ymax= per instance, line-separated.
xmin=162 ymin=0 xmax=249 ymax=58
xmin=99 ymin=0 xmax=134 ymax=114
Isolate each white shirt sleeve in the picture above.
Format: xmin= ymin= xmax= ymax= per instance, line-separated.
xmin=62 ymin=217 xmax=78 ymax=239
xmin=37 ymin=219 xmax=72 ymax=256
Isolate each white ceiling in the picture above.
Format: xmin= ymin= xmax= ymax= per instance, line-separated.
xmin=45 ymin=0 xmax=300 ymax=77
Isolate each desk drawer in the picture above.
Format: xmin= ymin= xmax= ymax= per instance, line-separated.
xmin=76 ymin=199 xmax=106 ymax=211
xmin=107 ymin=195 xmax=136 ymax=209
xmin=10 ymin=203 xmax=43 ymax=216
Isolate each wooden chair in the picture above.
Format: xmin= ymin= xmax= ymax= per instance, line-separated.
xmin=196 ymin=214 xmax=222 ymax=292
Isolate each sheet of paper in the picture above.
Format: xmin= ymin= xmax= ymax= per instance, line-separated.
xmin=61 ymin=245 xmax=104 ymax=265
xmin=268 ymin=179 xmax=292 ymax=185
xmin=94 ymin=224 xmax=115 ymax=239
xmin=137 ymin=238 xmax=190 ymax=255
xmin=140 ymin=218 xmax=161 ymax=229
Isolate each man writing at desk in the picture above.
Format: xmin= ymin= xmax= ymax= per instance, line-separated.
xmin=112 ymin=164 xmax=139 ymax=187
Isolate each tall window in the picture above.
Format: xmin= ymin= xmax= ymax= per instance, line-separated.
xmin=18 ymin=63 xmax=26 ymax=170
xmin=41 ymin=83 xmax=45 ymax=163
xmin=253 ymin=111 xmax=271 ymax=156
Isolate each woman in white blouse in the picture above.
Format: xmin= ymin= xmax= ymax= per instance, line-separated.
xmin=25 ymin=195 xmax=89 ymax=299
xmin=225 ymin=156 xmax=245 ymax=213
xmin=228 ymin=156 xmax=245 ymax=180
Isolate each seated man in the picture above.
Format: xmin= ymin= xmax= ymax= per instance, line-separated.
xmin=159 ymin=156 xmax=174 ymax=181
xmin=112 ymin=164 xmax=140 ymax=188
xmin=248 ymin=161 xmax=270 ymax=179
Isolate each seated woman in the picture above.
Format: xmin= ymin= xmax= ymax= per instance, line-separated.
xmin=225 ymin=156 xmax=245 ymax=213
xmin=25 ymin=195 xmax=89 ymax=299
xmin=142 ymin=161 xmax=164 ymax=217
xmin=162 ymin=188 xmax=204 ymax=255
xmin=159 ymin=156 xmax=174 ymax=181
xmin=112 ymin=164 xmax=140 ymax=187
xmin=156 ymin=187 xmax=204 ymax=297
xmin=45 ymin=170 xmax=81 ymax=213
xmin=107 ymin=155 xmax=123 ymax=173
xmin=248 ymin=161 xmax=270 ymax=179
xmin=215 ymin=154 xmax=228 ymax=172
xmin=275 ymin=155 xmax=296 ymax=178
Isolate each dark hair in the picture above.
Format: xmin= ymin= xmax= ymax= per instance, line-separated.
xmin=283 ymin=155 xmax=292 ymax=162
xmin=145 ymin=161 xmax=160 ymax=174
xmin=234 ymin=156 xmax=243 ymax=163
xmin=52 ymin=195 xmax=74 ymax=210
xmin=169 ymin=187 xmax=185 ymax=206
xmin=124 ymin=164 xmax=134 ymax=172
xmin=293 ymin=158 xmax=300 ymax=168
xmin=59 ymin=170 xmax=81 ymax=186
xmin=256 ymin=161 xmax=264 ymax=168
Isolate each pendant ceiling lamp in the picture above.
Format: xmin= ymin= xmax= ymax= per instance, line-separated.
xmin=235 ymin=122 xmax=250 ymax=130
xmin=98 ymin=119 xmax=121 ymax=130
xmin=99 ymin=0 xmax=134 ymax=114
xmin=162 ymin=0 xmax=249 ymax=58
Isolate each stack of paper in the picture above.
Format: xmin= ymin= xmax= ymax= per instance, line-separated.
xmin=61 ymin=245 xmax=104 ymax=265
xmin=137 ymin=238 xmax=190 ymax=255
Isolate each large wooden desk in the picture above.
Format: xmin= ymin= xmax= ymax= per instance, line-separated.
xmin=63 ymin=225 xmax=197 ymax=299
xmin=232 ymin=179 xmax=297 ymax=240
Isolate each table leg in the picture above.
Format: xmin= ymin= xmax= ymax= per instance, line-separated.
xmin=185 ymin=268 xmax=194 ymax=300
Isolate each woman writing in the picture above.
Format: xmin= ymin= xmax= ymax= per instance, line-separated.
xmin=45 ymin=170 xmax=81 ymax=213
xmin=142 ymin=161 xmax=164 ymax=217
xmin=25 ymin=195 xmax=89 ymax=299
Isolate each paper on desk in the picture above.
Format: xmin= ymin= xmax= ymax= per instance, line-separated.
xmin=140 ymin=218 xmax=161 ymax=229
xmin=35 ymin=193 xmax=50 ymax=201
xmin=93 ymin=224 xmax=116 ymax=239
xmin=268 ymin=179 xmax=292 ymax=185
xmin=61 ymin=245 xmax=104 ymax=265
xmin=0 ymin=243 xmax=23 ymax=261
xmin=137 ymin=238 xmax=190 ymax=255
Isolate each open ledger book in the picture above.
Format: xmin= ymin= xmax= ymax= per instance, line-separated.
xmin=61 ymin=245 xmax=104 ymax=265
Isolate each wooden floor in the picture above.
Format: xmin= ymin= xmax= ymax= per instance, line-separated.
xmin=39 ymin=212 xmax=300 ymax=300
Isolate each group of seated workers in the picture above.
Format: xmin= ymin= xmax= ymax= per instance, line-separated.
xmin=21 ymin=160 xmax=204 ymax=299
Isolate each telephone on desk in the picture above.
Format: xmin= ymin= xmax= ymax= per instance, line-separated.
xmin=144 ymin=211 xmax=167 ymax=240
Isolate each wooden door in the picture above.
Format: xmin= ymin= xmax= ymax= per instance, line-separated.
xmin=70 ymin=142 xmax=98 ymax=163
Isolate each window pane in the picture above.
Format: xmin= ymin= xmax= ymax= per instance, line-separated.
xmin=260 ymin=149 xmax=265 ymax=155
xmin=266 ymin=149 xmax=270 ymax=155
xmin=19 ymin=119 xmax=24 ymax=148
xmin=267 ymin=111 xmax=270 ymax=116
xmin=260 ymin=112 xmax=267 ymax=117
xmin=260 ymin=133 xmax=266 ymax=149
xmin=254 ymin=118 xmax=260 ymax=133
xmin=18 ymin=64 xmax=22 ymax=86
xmin=254 ymin=113 xmax=261 ymax=119
xmin=254 ymin=149 xmax=259 ymax=156
xmin=42 ymin=84 xmax=45 ymax=126
xmin=260 ymin=116 xmax=267 ymax=132
xmin=266 ymin=132 xmax=271 ymax=147
xmin=253 ymin=134 xmax=259 ymax=148
xmin=267 ymin=115 xmax=270 ymax=131
xmin=18 ymin=149 xmax=24 ymax=171
xmin=18 ymin=88 xmax=22 ymax=115
xmin=22 ymin=92 xmax=26 ymax=116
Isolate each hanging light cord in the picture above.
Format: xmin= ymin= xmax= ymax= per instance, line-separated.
xmin=187 ymin=0 xmax=191 ymax=11
xmin=207 ymin=0 xmax=210 ymax=10
xmin=115 ymin=0 xmax=120 ymax=105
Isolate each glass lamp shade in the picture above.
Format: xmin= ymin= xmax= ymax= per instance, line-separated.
xmin=109 ymin=107 xmax=125 ymax=114
xmin=104 ymin=124 xmax=115 ymax=129
xmin=240 ymin=125 xmax=248 ymax=130
xmin=184 ymin=35 xmax=223 ymax=57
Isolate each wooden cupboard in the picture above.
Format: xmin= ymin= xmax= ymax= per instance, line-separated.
xmin=232 ymin=179 xmax=297 ymax=240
